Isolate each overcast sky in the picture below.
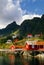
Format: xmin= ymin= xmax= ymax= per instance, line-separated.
xmin=0 ymin=0 xmax=44 ymax=29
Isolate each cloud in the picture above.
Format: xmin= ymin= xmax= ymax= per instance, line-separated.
xmin=0 ymin=0 xmax=23 ymax=28
xmin=22 ymin=14 xmax=41 ymax=23
xmin=0 ymin=0 xmax=41 ymax=29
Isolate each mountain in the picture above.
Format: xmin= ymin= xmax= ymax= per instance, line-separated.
xmin=0 ymin=21 xmax=20 ymax=36
xmin=19 ymin=15 xmax=44 ymax=36
xmin=0 ymin=14 xmax=44 ymax=37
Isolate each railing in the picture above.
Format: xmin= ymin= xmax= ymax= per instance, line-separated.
xmin=0 ymin=49 xmax=23 ymax=52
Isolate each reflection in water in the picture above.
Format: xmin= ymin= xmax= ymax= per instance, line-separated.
xmin=15 ymin=55 xmax=23 ymax=65
xmin=8 ymin=54 xmax=15 ymax=65
xmin=30 ymin=57 xmax=39 ymax=65
xmin=21 ymin=55 xmax=39 ymax=65
xmin=0 ymin=52 xmax=44 ymax=65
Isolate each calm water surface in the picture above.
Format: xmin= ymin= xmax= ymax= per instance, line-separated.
xmin=0 ymin=52 xmax=44 ymax=65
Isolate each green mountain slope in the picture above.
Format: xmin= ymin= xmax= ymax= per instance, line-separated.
xmin=0 ymin=14 xmax=44 ymax=37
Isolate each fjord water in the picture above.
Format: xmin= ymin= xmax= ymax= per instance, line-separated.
xmin=0 ymin=52 xmax=44 ymax=65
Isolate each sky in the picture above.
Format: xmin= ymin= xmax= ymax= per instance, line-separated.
xmin=0 ymin=0 xmax=44 ymax=29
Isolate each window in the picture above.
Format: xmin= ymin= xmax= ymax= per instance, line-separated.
xmin=32 ymin=45 xmax=34 ymax=48
xmin=40 ymin=45 xmax=43 ymax=48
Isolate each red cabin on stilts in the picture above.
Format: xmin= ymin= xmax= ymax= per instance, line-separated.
xmin=25 ymin=41 xmax=44 ymax=51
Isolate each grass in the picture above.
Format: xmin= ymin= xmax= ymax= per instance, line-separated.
xmin=12 ymin=30 xmax=19 ymax=35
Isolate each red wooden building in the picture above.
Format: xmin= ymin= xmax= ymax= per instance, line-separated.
xmin=25 ymin=41 xmax=44 ymax=51
xmin=10 ymin=45 xmax=15 ymax=50
xmin=27 ymin=34 xmax=32 ymax=38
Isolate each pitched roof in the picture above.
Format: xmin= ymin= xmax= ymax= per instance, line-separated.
xmin=26 ymin=41 xmax=44 ymax=45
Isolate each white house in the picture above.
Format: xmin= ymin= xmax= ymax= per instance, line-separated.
xmin=6 ymin=39 xmax=12 ymax=44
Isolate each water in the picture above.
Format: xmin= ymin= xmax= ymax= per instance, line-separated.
xmin=0 ymin=52 xmax=44 ymax=65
